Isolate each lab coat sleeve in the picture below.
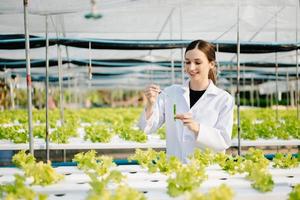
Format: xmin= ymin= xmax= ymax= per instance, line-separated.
xmin=196 ymin=95 xmax=234 ymax=152
xmin=137 ymin=94 xmax=165 ymax=134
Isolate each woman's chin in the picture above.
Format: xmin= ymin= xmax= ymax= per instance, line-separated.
xmin=189 ymin=75 xmax=202 ymax=81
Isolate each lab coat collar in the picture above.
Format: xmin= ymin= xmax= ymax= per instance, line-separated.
xmin=182 ymin=79 xmax=219 ymax=96
xmin=180 ymin=79 xmax=218 ymax=108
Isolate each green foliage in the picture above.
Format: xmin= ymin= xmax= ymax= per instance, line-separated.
xmin=84 ymin=124 xmax=113 ymax=143
xmin=220 ymin=156 xmax=245 ymax=175
xmin=215 ymin=148 xmax=274 ymax=193
xmin=73 ymin=150 xmax=116 ymax=176
xmin=272 ymin=153 xmax=299 ymax=168
xmin=0 ymin=125 xmax=28 ymax=143
xmin=111 ymin=185 xmax=146 ymax=200
xmin=244 ymin=148 xmax=269 ymax=169
xmin=12 ymin=150 xmax=35 ymax=168
xmin=189 ymin=148 xmax=215 ymax=167
xmin=129 ymin=149 xmax=182 ymax=174
xmin=246 ymin=162 xmax=274 ymax=192
xmin=12 ymin=150 xmax=63 ymax=186
xmin=27 ymin=161 xmax=64 ymax=186
xmin=186 ymin=184 xmax=234 ymax=200
xmin=167 ymin=160 xmax=207 ymax=197
xmin=33 ymin=125 xmax=46 ymax=139
xmin=156 ymin=126 xmax=166 ymax=140
xmin=155 ymin=152 xmax=182 ymax=174
xmin=115 ymin=125 xmax=147 ymax=143
xmin=233 ymin=109 xmax=299 ymax=140
xmin=86 ymin=172 xmax=144 ymax=200
xmin=50 ymin=124 xmax=78 ymax=143
xmin=0 ymin=174 xmax=48 ymax=200
xmin=289 ymin=184 xmax=300 ymax=200
xmin=128 ymin=148 xmax=158 ymax=172
xmin=73 ymin=150 xmax=145 ymax=200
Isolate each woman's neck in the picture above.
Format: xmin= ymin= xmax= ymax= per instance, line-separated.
xmin=189 ymin=78 xmax=210 ymax=91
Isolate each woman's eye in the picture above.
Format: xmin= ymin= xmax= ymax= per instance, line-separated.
xmin=185 ymin=61 xmax=191 ymax=64
xmin=196 ymin=62 xmax=202 ymax=65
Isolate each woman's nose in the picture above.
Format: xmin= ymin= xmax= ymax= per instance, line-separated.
xmin=189 ymin=62 xmax=196 ymax=70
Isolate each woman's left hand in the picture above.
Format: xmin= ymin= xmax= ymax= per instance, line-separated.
xmin=175 ymin=113 xmax=200 ymax=135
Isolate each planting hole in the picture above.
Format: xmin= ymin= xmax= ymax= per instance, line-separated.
xmin=54 ymin=194 xmax=65 ymax=197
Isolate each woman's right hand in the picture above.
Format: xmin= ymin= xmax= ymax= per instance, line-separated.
xmin=144 ymin=84 xmax=160 ymax=119
xmin=144 ymin=84 xmax=160 ymax=107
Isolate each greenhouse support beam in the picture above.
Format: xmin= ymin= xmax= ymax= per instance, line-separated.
xmin=179 ymin=4 xmax=184 ymax=84
xmin=45 ymin=15 xmax=50 ymax=162
xmin=296 ymin=0 xmax=299 ymax=119
xmin=236 ymin=0 xmax=241 ymax=156
xmin=9 ymin=80 xmax=15 ymax=110
xmin=23 ymin=0 xmax=34 ymax=155
xmin=170 ymin=10 xmax=175 ymax=85
xmin=275 ymin=12 xmax=279 ymax=122
xmin=57 ymin=44 xmax=64 ymax=126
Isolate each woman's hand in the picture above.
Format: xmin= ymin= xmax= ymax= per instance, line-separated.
xmin=144 ymin=84 xmax=160 ymax=119
xmin=175 ymin=113 xmax=200 ymax=136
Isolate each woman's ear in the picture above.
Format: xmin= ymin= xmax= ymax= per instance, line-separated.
xmin=209 ymin=61 xmax=215 ymax=69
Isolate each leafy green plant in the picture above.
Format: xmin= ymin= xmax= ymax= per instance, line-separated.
xmin=50 ymin=124 xmax=78 ymax=143
xmin=167 ymin=160 xmax=207 ymax=197
xmin=84 ymin=124 xmax=113 ymax=143
xmin=27 ymin=161 xmax=64 ymax=186
xmin=289 ymin=184 xmax=300 ymax=200
xmin=12 ymin=150 xmax=35 ymax=168
xmin=156 ymin=126 xmax=166 ymax=140
xmin=110 ymin=185 xmax=146 ymax=200
xmin=12 ymin=150 xmax=63 ymax=186
xmin=73 ymin=150 xmax=116 ymax=176
xmin=244 ymin=148 xmax=269 ymax=169
xmin=128 ymin=149 xmax=157 ymax=170
xmin=272 ymin=153 xmax=299 ymax=168
xmin=0 ymin=174 xmax=48 ymax=200
xmin=129 ymin=148 xmax=181 ymax=174
xmin=115 ymin=125 xmax=147 ymax=143
xmin=186 ymin=184 xmax=234 ymax=200
xmin=189 ymin=148 xmax=215 ymax=167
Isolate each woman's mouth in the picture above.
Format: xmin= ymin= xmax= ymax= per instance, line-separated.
xmin=189 ymin=71 xmax=200 ymax=76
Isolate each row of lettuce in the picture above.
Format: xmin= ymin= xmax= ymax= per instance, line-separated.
xmin=0 ymin=108 xmax=299 ymax=144
xmin=1 ymin=148 xmax=300 ymax=200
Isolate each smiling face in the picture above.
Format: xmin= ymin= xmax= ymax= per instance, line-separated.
xmin=184 ymin=47 xmax=215 ymax=82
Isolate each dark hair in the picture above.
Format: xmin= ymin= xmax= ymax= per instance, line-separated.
xmin=185 ymin=40 xmax=217 ymax=84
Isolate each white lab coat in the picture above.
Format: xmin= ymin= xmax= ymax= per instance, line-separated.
xmin=138 ymin=79 xmax=234 ymax=163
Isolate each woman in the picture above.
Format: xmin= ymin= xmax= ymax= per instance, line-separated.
xmin=138 ymin=40 xmax=234 ymax=163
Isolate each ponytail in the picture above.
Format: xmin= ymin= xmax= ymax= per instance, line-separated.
xmin=208 ymin=67 xmax=217 ymax=84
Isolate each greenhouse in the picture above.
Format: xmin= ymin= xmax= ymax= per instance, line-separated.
xmin=0 ymin=0 xmax=300 ymax=199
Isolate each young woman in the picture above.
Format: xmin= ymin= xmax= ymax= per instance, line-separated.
xmin=138 ymin=40 xmax=234 ymax=163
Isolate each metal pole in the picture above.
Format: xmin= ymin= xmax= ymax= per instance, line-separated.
xmin=9 ymin=80 xmax=15 ymax=110
xmin=237 ymin=0 xmax=241 ymax=156
xmin=23 ymin=0 xmax=34 ymax=155
xmin=179 ymin=4 xmax=185 ymax=84
xmin=256 ymin=85 xmax=260 ymax=107
xmin=286 ymin=71 xmax=290 ymax=108
xmin=265 ymin=79 xmax=269 ymax=107
xmin=45 ymin=15 xmax=50 ymax=162
xmin=251 ymin=75 xmax=254 ymax=107
xmin=275 ymin=12 xmax=279 ymax=122
xmin=296 ymin=0 xmax=299 ymax=119
xmin=216 ymin=44 xmax=220 ymax=86
xmin=88 ymin=41 xmax=92 ymax=88
xmin=57 ymin=44 xmax=64 ymax=126
xmin=243 ymin=65 xmax=246 ymax=105
xmin=170 ymin=10 xmax=175 ymax=84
